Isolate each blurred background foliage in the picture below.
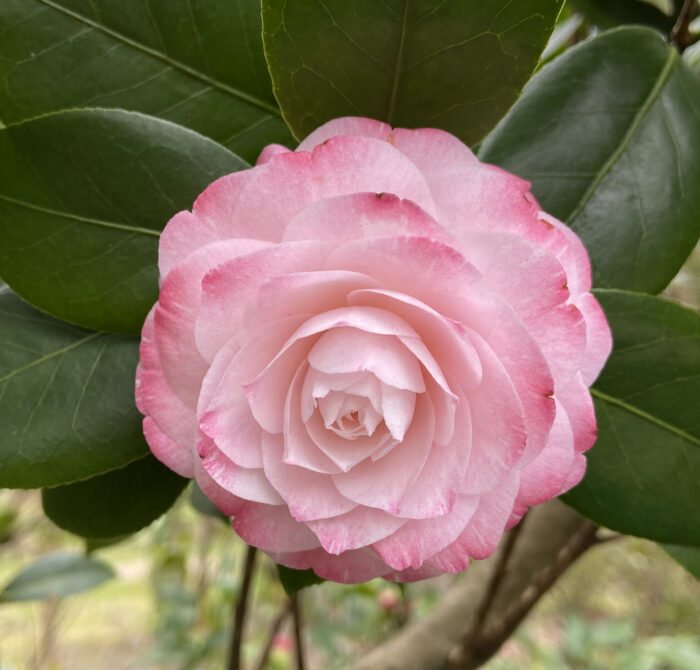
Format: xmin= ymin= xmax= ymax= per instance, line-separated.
xmin=1 ymin=467 xmax=699 ymax=669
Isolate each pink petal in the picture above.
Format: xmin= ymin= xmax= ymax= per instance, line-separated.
xmin=296 ymin=117 xmax=391 ymax=151
xmin=306 ymin=505 xmax=408 ymax=555
xmin=142 ymin=417 xmax=194 ymax=477
xmin=516 ymin=400 xmax=575 ymax=508
xmin=261 ymin=433 xmax=357 ymax=522
xmin=272 ymin=546 xmax=391 ymax=583
xmin=460 ymin=329 xmax=527 ymax=494
xmin=394 ymin=389 xmax=470 ymax=519
xmin=195 ymin=241 xmax=334 ymax=361
xmin=200 ymin=435 xmax=284 ymax=505
xmin=191 ymin=167 xmax=260 ymax=240
xmin=194 ymin=460 xmax=245 ymax=516
xmin=135 ymin=309 xmax=196 ymax=475
xmin=457 ymin=230 xmax=587 ymax=388
xmin=347 ymin=289 xmax=483 ymax=393
xmin=308 ymin=327 xmax=425 ymax=392
xmin=557 ymin=373 xmax=597 ymax=454
xmin=158 ymin=210 xmax=218 ymax=279
xmin=245 ymin=305 xmax=428 ymax=433
xmin=232 ymin=501 xmax=322 ymax=553
xmin=305 ymin=409 xmax=394 ymax=472
xmin=282 ymin=192 xmax=450 ymax=245
xmin=332 ymin=393 xmax=435 ymax=514
xmin=197 ymin=315 xmax=308 ymax=468
xmin=154 ymin=238 xmax=271 ymax=406
xmin=284 ymin=364 xmax=344 ymax=474
xmin=373 ymin=494 xmax=479 ymax=571
xmin=231 ymin=135 xmax=437 ymax=243
xmin=561 ymin=453 xmax=587 ymax=492
xmin=247 ymin=270 xmax=380 ymax=329
xmin=389 ymin=126 xmax=479 ymax=171
xmin=577 ymin=292 xmax=613 ymax=386
xmin=427 ymin=473 xmax=520 ymax=572
xmin=384 ymin=565 xmax=444 ymax=583
xmin=257 ymin=143 xmax=291 ymax=165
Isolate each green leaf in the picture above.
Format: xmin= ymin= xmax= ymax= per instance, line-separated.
xmin=190 ymin=481 xmax=229 ymax=523
xmin=85 ymin=535 xmax=131 ymax=553
xmin=479 ymin=27 xmax=700 ymax=293
xmin=661 ymin=544 xmax=700 ymax=579
xmin=567 ymin=0 xmax=675 ymax=30
xmin=0 ymin=108 xmax=247 ymax=334
xmin=0 ymin=287 xmax=147 ymax=488
xmin=0 ymin=552 xmax=114 ymax=602
xmin=277 ymin=564 xmax=324 ymax=596
xmin=262 ymin=0 xmax=564 ymax=145
xmin=0 ymin=0 xmax=293 ymax=162
xmin=563 ymin=289 xmax=700 ymax=546
xmin=42 ymin=454 xmax=187 ymax=538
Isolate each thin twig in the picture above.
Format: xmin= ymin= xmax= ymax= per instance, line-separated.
xmin=290 ymin=593 xmax=307 ymax=670
xmin=448 ymin=516 xmax=528 ymax=668
xmin=254 ymin=599 xmax=293 ymax=670
xmin=466 ymin=520 xmax=599 ymax=667
xmin=227 ymin=545 xmax=258 ymax=670
xmin=671 ymin=0 xmax=698 ymax=52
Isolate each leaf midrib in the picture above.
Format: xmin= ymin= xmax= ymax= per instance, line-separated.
xmin=37 ymin=0 xmax=281 ymax=117
xmin=0 ymin=194 xmax=161 ymax=237
xmin=565 ymin=46 xmax=679 ymax=224
xmin=591 ymin=387 xmax=700 ymax=448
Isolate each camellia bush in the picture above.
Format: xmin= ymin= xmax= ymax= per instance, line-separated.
xmin=1 ymin=0 xmax=699 ymax=667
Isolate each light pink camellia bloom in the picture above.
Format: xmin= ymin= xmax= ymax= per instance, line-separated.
xmin=136 ymin=117 xmax=612 ymax=583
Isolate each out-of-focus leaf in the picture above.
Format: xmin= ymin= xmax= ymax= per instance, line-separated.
xmin=262 ymin=0 xmax=564 ymax=145
xmin=0 ymin=287 xmax=148 ymax=488
xmin=480 ymin=27 xmax=700 ymax=293
xmin=0 ymin=0 xmax=292 ymax=162
xmin=277 ymin=564 xmax=325 ymax=596
xmin=85 ymin=535 xmax=131 ymax=553
xmin=0 ymin=109 xmax=246 ymax=334
xmin=563 ymin=290 xmax=700 ymax=546
xmin=42 ymin=454 xmax=187 ymax=538
xmin=567 ymin=0 xmax=675 ymax=30
xmin=661 ymin=544 xmax=700 ymax=579
xmin=0 ymin=552 xmax=114 ymax=602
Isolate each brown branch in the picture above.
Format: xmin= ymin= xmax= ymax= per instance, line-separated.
xmin=291 ymin=593 xmax=307 ymax=670
xmin=448 ymin=516 xmax=527 ymax=668
xmin=671 ymin=0 xmax=698 ymax=52
xmin=227 ymin=545 xmax=258 ymax=670
xmin=459 ymin=520 xmax=599 ymax=668
xmin=254 ymin=599 xmax=293 ymax=670
xmin=346 ymin=501 xmax=601 ymax=670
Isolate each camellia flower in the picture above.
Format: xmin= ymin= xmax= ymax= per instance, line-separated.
xmin=136 ymin=117 xmax=612 ymax=583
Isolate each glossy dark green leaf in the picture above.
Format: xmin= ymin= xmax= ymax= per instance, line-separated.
xmin=563 ymin=290 xmax=700 ymax=546
xmin=662 ymin=544 xmax=700 ymax=579
xmin=567 ymin=0 xmax=675 ymax=30
xmin=0 ymin=109 xmax=246 ymax=334
xmin=0 ymin=0 xmax=293 ymax=162
xmin=42 ymin=454 xmax=187 ymax=538
xmin=277 ymin=564 xmax=324 ymax=596
xmin=0 ymin=287 xmax=147 ymax=488
xmin=0 ymin=552 xmax=114 ymax=602
xmin=480 ymin=27 xmax=700 ymax=293
xmin=262 ymin=0 xmax=564 ymax=145
xmin=190 ymin=481 xmax=229 ymax=523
